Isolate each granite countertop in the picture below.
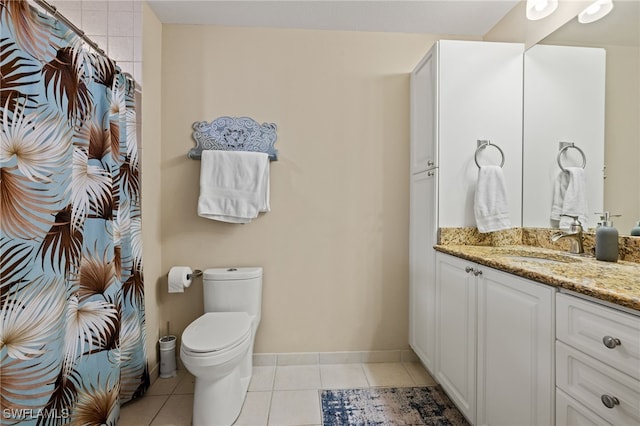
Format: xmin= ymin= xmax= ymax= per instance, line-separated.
xmin=434 ymin=244 xmax=640 ymax=312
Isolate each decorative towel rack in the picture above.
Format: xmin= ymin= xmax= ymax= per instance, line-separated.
xmin=557 ymin=141 xmax=586 ymax=171
xmin=474 ymin=140 xmax=505 ymax=168
xmin=188 ymin=116 xmax=278 ymax=161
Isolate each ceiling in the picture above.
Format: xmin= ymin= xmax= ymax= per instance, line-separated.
xmin=147 ymin=0 xmax=521 ymax=37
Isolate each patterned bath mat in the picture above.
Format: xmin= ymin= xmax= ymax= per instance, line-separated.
xmin=321 ymin=386 xmax=469 ymax=425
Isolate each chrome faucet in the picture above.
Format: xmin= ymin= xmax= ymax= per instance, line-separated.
xmin=551 ymin=215 xmax=584 ymax=254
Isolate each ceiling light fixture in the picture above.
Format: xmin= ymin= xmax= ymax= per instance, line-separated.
xmin=578 ymin=0 xmax=614 ymax=24
xmin=526 ymin=0 xmax=559 ymax=20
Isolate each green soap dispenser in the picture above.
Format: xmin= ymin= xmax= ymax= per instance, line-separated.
xmin=631 ymin=221 xmax=640 ymax=236
xmin=595 ymin=212 xmax=619 ymax=262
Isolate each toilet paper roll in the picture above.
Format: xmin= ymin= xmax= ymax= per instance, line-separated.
xmin=168 ymin=266 xmax=192 ymax=293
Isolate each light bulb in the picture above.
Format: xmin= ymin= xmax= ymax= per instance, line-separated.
xmin=578 ymin=0 xmax=614 ymax=23
xmin=584 ymin=3 xmax=602 ymax=15
xmin=526 ymin=0 xmax=558 ymax=20
xmin=535 ymin=0 xmax=549 ymax=12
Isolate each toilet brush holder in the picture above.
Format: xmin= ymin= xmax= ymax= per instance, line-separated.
xmin=159 ymin=335 xmax=177 ymax=378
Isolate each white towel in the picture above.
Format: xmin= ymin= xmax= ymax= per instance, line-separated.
xmin=198 ymin=150 xmax=270 ymax=223
xmin=550 ymin=167 xmax=588 ymax=229
xmin=474 ymin=165 xmax=511 ymax=233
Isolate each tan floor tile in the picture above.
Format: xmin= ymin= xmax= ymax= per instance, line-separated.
xmin=120 ymin=361 xmax=433 ymax=426
xmin=234 ymin=391 xmax=272 ymax=426
xmin=119 ymin=395 xmax=168 ymax=426
xmin=362 ymin=362 xmax=415 ymax=387
xmin=320 ymin=364 xmax=368 ymax=389
xmin=273 ymin=365 xmax=321 ymax=390
xmin=149 ymin=394 xmax=193 ymax=426
xmin=174 ymin=372 xmax=195 ymax=394
xmin=403 ymin=362 xmax=437 ymax=386
xmin=146 ymin=370 xmax=186 ymax=396
xmin=249 ymin=366 xmax=276 ymax=391
xmin=268 ymin=390 xmax=321 ymax=426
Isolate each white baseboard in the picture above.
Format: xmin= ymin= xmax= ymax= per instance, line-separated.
xmin=253 ymin=349 xmax=418 ymax=366
xmin=148 ymin=361 xmax=159 ymax=387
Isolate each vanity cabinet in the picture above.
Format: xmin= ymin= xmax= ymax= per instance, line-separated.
xmin=409 ymin=169 xmax=437 ymax=372
xmin=435 ymin=252 xmax=555 ymax=425
xmin=409 ymin=40 xmax=523 ymax=379
xmin=555 ymin=293 xmax=640 ymax=425
xmin=476 ymin=261 xmax=555 ymax=426
xmin=435 ymin=253 xmax=477 ymax=423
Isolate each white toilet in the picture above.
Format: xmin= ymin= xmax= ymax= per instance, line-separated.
xmin=180 ymin=267 xmax=262 ymax=426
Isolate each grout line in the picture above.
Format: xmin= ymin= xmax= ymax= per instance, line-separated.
xmin=265 ymin=390 xmax=274 ymax=426
xmin=360 ymin=363 xmax=372 ymax=388
xmin=402 ymin=361 xmax=417 ymax=386
xmin=146 ymin=394 xmax=170 ymax=426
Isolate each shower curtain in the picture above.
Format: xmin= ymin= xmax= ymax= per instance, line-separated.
xmin=1 ymin=1 xmax=148 ymax=424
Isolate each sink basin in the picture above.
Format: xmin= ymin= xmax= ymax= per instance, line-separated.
xmin=504 ymin=254 xmax=580 ymax=264
xmin=493 ymin=248 xmax=583 ymax=264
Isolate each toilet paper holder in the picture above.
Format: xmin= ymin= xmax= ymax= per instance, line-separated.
xmin=187 ymin=269 xmax=203 ymax=280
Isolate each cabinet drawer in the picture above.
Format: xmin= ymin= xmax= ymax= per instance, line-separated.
xmin=556 ymin=293 xmax=640 ymax=380
xmin=556 ymin=388 xmax=610 ymax=426
xmin=556 ymin=341 xmax=640 ymax=425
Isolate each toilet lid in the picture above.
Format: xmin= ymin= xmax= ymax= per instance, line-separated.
xmin=182 ymin=312 xmax=251 ymax=353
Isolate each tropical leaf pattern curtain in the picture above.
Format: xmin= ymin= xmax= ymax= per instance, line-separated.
xmin=0 ymin=1 xmax=148 ymax=424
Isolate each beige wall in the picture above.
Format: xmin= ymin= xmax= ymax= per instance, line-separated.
xmin=141 ymin=2 xmax=163 ymax=371
xmin=158 ymin=25 xmax=438 ymax=353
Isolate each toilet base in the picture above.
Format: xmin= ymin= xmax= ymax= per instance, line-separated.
xmin=192 ymin=368 xmax=251 ymax=426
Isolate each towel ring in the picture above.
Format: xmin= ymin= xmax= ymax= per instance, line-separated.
xmin=557 ymin=142 xmax=586 ymax=171
xmin=474 ymin=140 xmax=505 ymax=168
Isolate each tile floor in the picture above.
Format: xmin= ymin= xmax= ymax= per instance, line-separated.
xmin=119 ymin=361 xmax=436 ymax=425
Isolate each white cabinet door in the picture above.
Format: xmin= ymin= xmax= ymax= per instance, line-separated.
xmin=477 ymin=267 xmax=555 ymax=426
xmin=435 ymin=253 xmax=477 ymax=424
xmin=437 ymin=40 xmax=523 ymax=228
xmin=410 ymin=48 xmax=436 ymax=175
xmin=409 ymin=169 xmax=437 ymax=373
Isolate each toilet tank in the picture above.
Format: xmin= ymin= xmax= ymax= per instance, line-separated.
xmin=202 ymin=267 xmax=262 ymax=325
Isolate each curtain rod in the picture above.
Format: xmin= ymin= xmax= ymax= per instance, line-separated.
xmin=31 ymin=0 xmax=139 ymax=89
xmin=33 ymin=0 xmax=106 ymax=57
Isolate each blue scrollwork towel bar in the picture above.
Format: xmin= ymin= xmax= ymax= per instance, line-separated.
xmin=187 ymin=116 xmax=278 ymax=161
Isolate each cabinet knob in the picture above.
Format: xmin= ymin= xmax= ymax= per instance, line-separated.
xmin=465 ymin=266 xmax=474 ymax=273
xmin=473 ymin=269 xmax=483 ymax=276
xmin=427 ymin=160 xmax=435 ymax=166
xmin=601 ymin=394 xmax=620 ymax=409
xmin=602 ymin=335 xmax=621 ymax=349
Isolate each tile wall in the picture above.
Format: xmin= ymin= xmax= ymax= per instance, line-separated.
xmin=45 ymin=0 xmax=143 ymax=85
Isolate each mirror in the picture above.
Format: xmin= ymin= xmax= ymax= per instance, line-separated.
xmin=522 ymin=0 xmax=639 ymax=235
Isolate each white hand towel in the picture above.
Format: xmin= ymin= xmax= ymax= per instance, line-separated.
xmin=550 ymin=170 xmax=570 ymax=222
xmin=551 ymin=167 xmax=588 ymax=229
xmin=198 ymin=150 xmax=270 ymax=223
xmin=474 ymin=165 xmax=511 ymax=233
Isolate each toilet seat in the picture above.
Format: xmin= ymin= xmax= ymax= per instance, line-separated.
xmin=182 ymin=312 xmax=251 ymax=355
